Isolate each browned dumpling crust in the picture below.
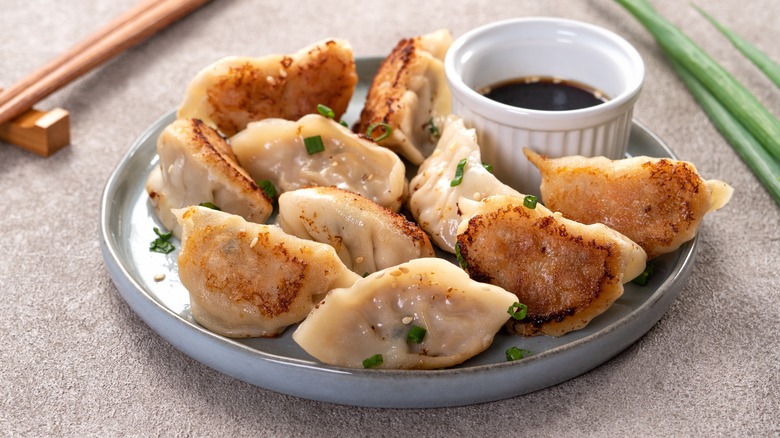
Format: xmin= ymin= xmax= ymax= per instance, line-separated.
xmin=174 ymin=206 xmax=360 ymax=338
xmin=456 ymin=195 xmax=647 ymax=337
xmin=354 ymin=29 xmax=452 ymax=164
xmin=178 ymin=39 xmax=357 ymax=136
xmin=524 ymin=148 xmax=733 ymax=259
xmin=146 ymin=118 xmax=273 ymax=239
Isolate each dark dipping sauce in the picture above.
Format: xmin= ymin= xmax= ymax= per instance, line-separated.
xmin=480 ymin=77 xmax=608 ymax=111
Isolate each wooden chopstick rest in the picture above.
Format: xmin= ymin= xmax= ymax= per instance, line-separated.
xmin=0 ymin=107 xmax=71 ymax=157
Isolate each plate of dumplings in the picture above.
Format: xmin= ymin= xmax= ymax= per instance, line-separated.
xmin=100 ymin=32 xmax=732 ymax=408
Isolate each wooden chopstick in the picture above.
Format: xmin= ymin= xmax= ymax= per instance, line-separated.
xmin=0 ymin=0 xmax=159 ymax=108
xmin=0 ymin=0 xmax=210 ymax=127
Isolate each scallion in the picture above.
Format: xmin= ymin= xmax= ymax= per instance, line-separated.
xmin=406 ymin=325 xmax=427 ymax=344
xmin=482 ymin=162 xmax=493 ymax=173
xmin=450 ymin=158 xmax=467 ymax=187
xmin=317 ymin=104 xmax=336 ymax=119
xmin=256 ymin=180 xmax=277 ymax=200
xmin=455 ymin=241 xmax=468 ymax=271
xmin=692 ymin=5 xmax=780 ymax=89
xmin=505 ymin=346 xmax=532 ymax=362
xmin=303 ymin=135 xmax=325 ymax=155
xmin=198 ymin=202 xmax=221 ymax=210
xmin=428 ymin=117 xmax=440 ymax=139
xmin=150 ymin=227 xmax=175 ymax=254
xmin=507 ymin=302 xmax=528 ymax=321
xmin=523 ymin=195 xmax=537 ymax=209
xmin=669 ymin=59 xmax=780 ymax=204
xmin=366 ymin=122 xmax=393 ymax=142
xmin=615 ymin=0 xmax=780 ymax=163
xmin=362 ymin=353 xmax=383 ymax=369
xmin=631 ymin=263 xmax=654 ymax=286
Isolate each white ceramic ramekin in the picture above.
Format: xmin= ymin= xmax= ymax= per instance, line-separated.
xmin=445 ymin=17 xmax=645 ymax=195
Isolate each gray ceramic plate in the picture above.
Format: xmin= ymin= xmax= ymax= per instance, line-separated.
xmin=100 ymin=57 xmax=696 ymax=408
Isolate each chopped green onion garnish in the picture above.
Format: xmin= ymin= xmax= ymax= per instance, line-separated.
xmin=256 ymin=180 xmax=277 ymax=200
xmin=507 ymin=302 xmax=527 ymax=321
xmin=482 ymin=162 xmax=493 ymax=173
xmin=304 ymin=135 xmax=325 ymax=155
xmin=505 ymin=346 xmax=532 ymax=362
xmin=366 ymin=122 xmax=392 ymax=142
xmin=317 ymin=104 xmax=336 ymax=119
xmin=455 ymin=241 xmax=468 ymax=271
xmin=362 ymin=353 xmax=383 ymax=369
xmin=523 ymin=195 xmax=538 ymax=209
xmin=450 ymin=158 xmax=467 ymax=187
xmin=362 ymin=272 xmax=370 ymax=278
xmin=406 ymin=325 xmax=427 ymax=344
xmin=340 ymin=120 xmax=349 ymax=128
xmin=428 ymin=117 xmax=440 ymax=139
xmin=632 ymin=263 xmax=654 ymax=286
xmin=198 ymin=202 xmax=221 ymax=210
xmin=150 ymin=227 xmax=175 ymax=254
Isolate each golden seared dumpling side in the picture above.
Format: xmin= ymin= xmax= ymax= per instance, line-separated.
xmin=524 ymin=149 xmax=733 ymax=259
xmin=174 ymin=206 xmax=360 ymax=338
xmin=145 ymin=118 xmax=273 ymax=239
xmin=277 ymin=187 xmax=435 ymax=274
xmin=354 ymin=29 xmax=452 ymax=165
xmin=456 ymin=195 xmax=647 ymax=337
xmin=178 ymin=39 xmax=357 ymax=136
xmin=292 ymin=258 xmax=518 ymax=370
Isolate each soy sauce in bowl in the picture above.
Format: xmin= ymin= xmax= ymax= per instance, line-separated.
xmin=480 ymin=77 xmax=608 ymax=111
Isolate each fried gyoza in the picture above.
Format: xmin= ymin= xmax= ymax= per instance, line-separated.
xmin=278 ymin=187 xmax=435 ymax=275
xmin=524 ymin=149 xmax=733 ymax=259
xmin=354 ymin=29 xmax=452 ymax=165
xmin=408 ymin=116 xmax=522 ymax=253
xmin=292 ymin=258 xmax=517 ymax=369
xmin=231 ymin=114 xmax=407 ymax=212
xmin=174 ymin=206 xmax=360 ymax=338
xmin=178 ymin=39 xmax=357 ymax=136
xmin=456 ymin=195 xmax=647 ymax=337
xmin=146 ymin=118 xmax=273 ymax=239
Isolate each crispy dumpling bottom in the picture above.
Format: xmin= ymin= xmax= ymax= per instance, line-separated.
xmin=174 ymin=206 xmax=359 ymax=338
xmin=456 ymin=196 xmax=647 ymax=337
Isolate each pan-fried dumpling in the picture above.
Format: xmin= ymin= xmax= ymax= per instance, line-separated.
xmin=354 ymin=29 xmax=452 ymax=165
xmin=524 ymin=149 xmax=733 ymax=259
xmin=277 ymin=187 xmax=435 ymax=274
xmin=174 ymin=206 xmax=360 ymax=338
xmin=178 ymin=39 xmax=357 ymax=136
xmin=408 ymin=116 xmax=522 ymax=253
xmin=292 ymin=258 xmax=517 ymax=369
xmin=146 ymin=118 xmax=273 ymax=239
xmin=456 ymin=195 xmax=647 ymax=337
xmin=231 ymin=114 xmax=407 ymax=212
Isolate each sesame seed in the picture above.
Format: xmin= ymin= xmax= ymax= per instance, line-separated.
xmin=355 ymin=256 xmax=364 ymax=264
xmin=250 ymin=236 xmax=259 ymax=248
xmin=153 ymin=273 xmax=166 ymax=282
xmin=402 ymin=316 xmax=413 ymax=324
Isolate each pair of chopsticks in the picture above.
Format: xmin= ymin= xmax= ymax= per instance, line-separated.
xmin=0 ymin=0 xmax=210 ymax=156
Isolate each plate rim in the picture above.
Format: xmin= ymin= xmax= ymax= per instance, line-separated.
xmin=99 ymin=58 xmax=697 ymax=408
